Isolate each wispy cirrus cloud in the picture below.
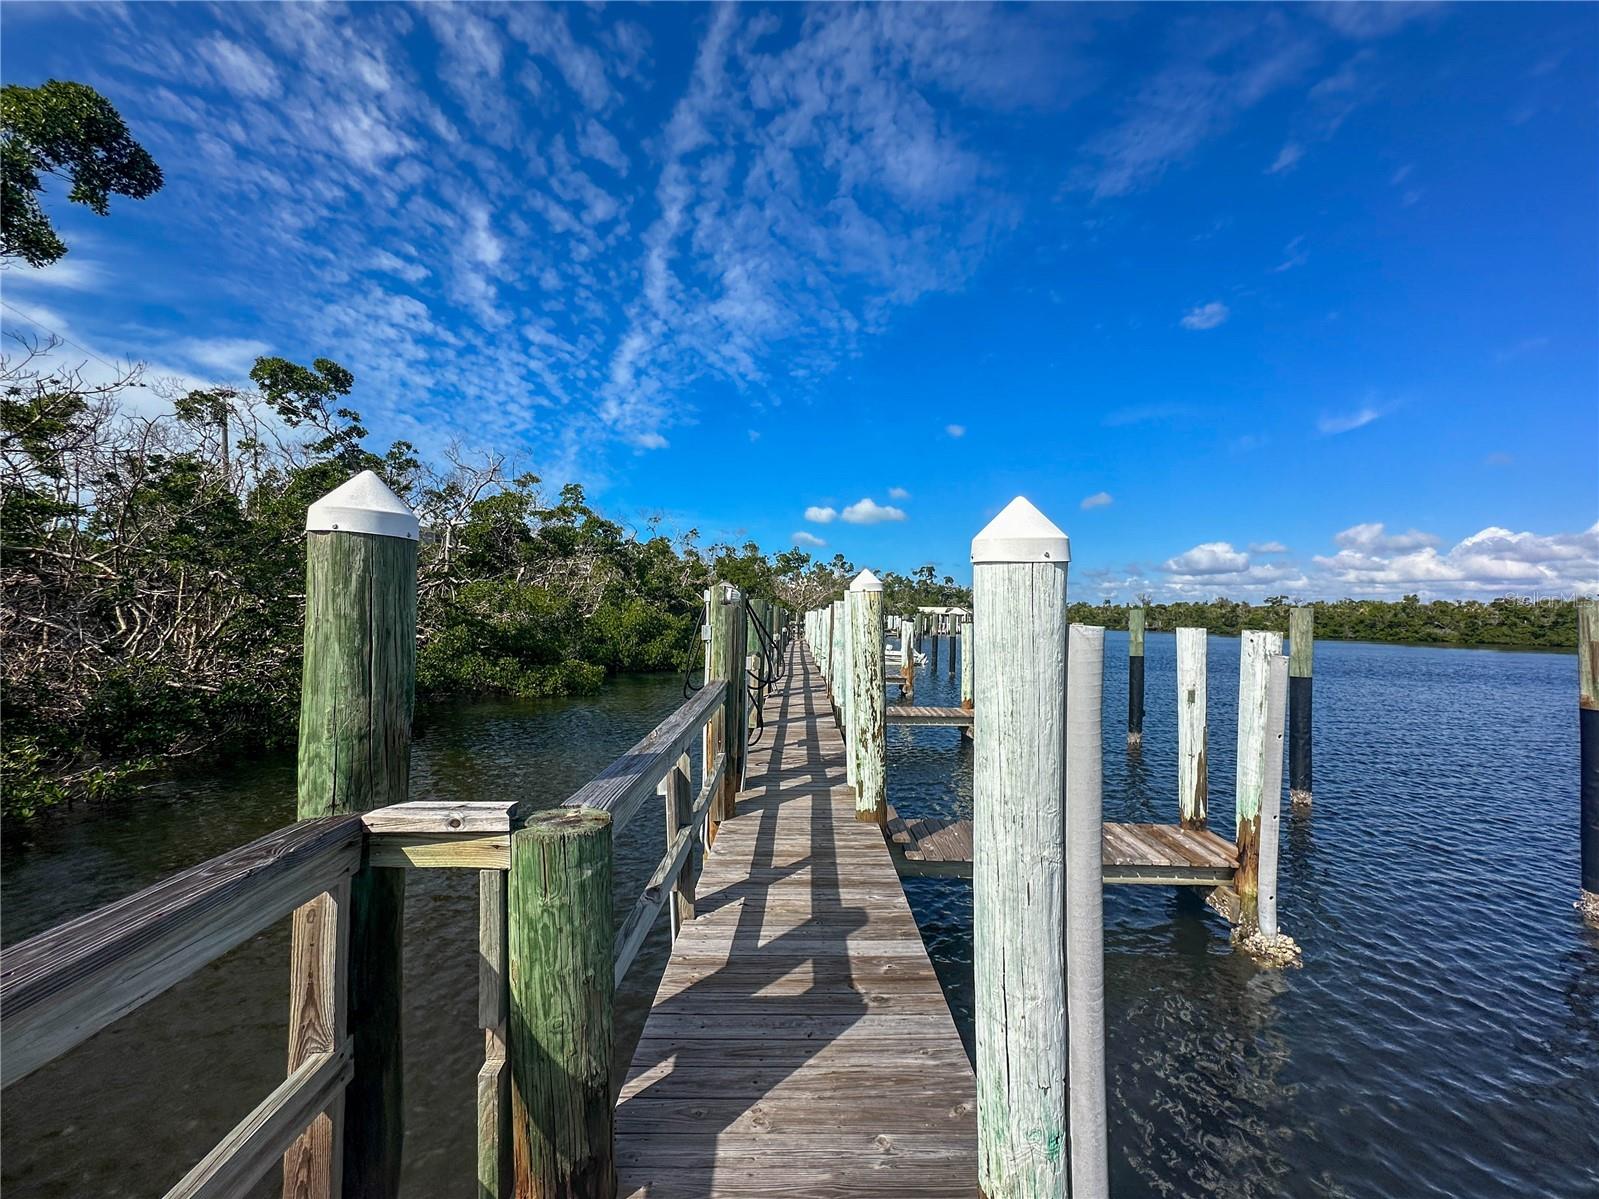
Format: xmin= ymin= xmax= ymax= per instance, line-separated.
xmin=1317 ymin=405 xmax=1383 ymax=434
xmin=945 ymin=424 xmax=967 ymax=438
xmin=1081 ymin=491 xmax=1114 ymax=510
xmin=1180 ymin=301 xmax=1229 ymax=330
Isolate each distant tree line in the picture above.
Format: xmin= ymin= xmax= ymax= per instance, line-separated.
xmin=1067 ymin=594 xmax=1581 ymax=650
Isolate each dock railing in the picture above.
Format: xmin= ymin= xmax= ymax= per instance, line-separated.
xmin=0 ymin=471 xmax=784 ymax=1199
xmin=0 ymin=674 xmax=741 ymax=1199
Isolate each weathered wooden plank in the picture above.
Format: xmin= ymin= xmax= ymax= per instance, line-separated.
xmin=170 ymin=1042 xmax=354 ymax=1199
xmin=560 ymin=681 xmax=725 ymax=835
xmin=365 ymin=833 xmax=509 ymax=870
xmin=281 ymin=879 xmax=350 ymax=1198
xmin=1 ymin=815 xmax=362 ymax=1088
xmin=362 ymin=801 xmax=518 ymax=834
xmin=477 ymin=871 xmax=509 ymax=1199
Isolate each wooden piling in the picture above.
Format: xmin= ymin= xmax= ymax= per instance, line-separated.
xmin=830 ymin=598 xmax=845 ymax=704
xmin=1127 ymin=606 xmax=1145 ymax=748
xmin=1233 ymin=629 xmax=1283 ymax=933
xmin=1176 ymin=628 xmax=1208 ymax=829
xmin=1289 ymin=606 xmax=1314 ymax=808
xmin=848 ymin=571 xmax=887 ymax=824
xmin=1580 ymin=600 xmax=1599 ymax=922
xmin=508 ymin=808 xmax=615 ymax=1199
xmin=901 ymin=616 xmax=916 ymax=701
xmin=288 ymin=470 xmax=416 ymax=1199
xmin=960 ymin=616 xmax=974 ymax=712
xmin=1258 ymin=654 xmax=1289 ymax=941
xmin=972 ymin=497 xmax=1071 ymax=1199
xmin=1066 ymin=624 xmax=1108 ymax=1199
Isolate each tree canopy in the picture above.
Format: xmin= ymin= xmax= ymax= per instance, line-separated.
xmin=1 ymin=80 xmax=163 ymax=267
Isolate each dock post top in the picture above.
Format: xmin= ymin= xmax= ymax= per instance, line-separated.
xmin=971 ymin=496 xmax=1070 ymax=564
xmin=849 ymin=569 xmax=883 ymax=592
xmin=306 ymin=469 xmax=419 ymax=539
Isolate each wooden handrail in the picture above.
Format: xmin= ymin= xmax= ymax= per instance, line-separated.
xmin=0 ymin=814 xmax=363 ymax=1088
xmin=560 ymin=680 xmax=725 ymax=834
xmin=612 ymin=750 xmax=723 ymax=985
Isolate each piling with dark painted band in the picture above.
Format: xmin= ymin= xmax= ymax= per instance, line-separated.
xmin=1127 ymin=607 xmax=1145 ymax=748
xmin=1579 ymin=600 xmax=1599 ymax=922
xmin=1289 ymin=606 xmax=1314 ymax=808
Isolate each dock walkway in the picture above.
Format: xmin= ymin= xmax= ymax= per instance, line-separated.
xmin=616 ymin=640 xmax=977 ymax=1197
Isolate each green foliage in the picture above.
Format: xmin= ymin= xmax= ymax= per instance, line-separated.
xmin=1 ymin=80 xmax=163 ymax=266
xmin=0 ymin=352 xmax=720 ymax=821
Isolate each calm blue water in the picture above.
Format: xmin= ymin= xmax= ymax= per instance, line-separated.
xmin=4 ymin=638 xmax=1597 ymax=1197
xmin=896 ymin=631 xmax=1599 ymax=1199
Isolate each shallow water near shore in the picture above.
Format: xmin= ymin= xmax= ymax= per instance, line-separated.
xmin=5 ymin=637 xmax=1598 ymax=1197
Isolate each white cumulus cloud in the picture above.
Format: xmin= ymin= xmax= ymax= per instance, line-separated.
xmin=804 ymin=505 xmax=838 ymax=524
xmin=888 ymin=486 xmax=910 ymax=501
xmin=792 ymin=531 xmax=827 ymax=548
xmin=1080 ymin=491 xmax=1113 ymax=510
xmin=841 ymin=498 xmax=907 ymax=525
xmin=1164 ymin=541 xmax=1250 ymax=575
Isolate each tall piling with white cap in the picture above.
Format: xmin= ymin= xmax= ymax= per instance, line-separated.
xmin=848 ymin=570 xmax=886 ymax=823
xmin=972 ymin=496 xmax=1071 ymax=1199
xmin=288 ymin=468 xmax=418 ymax=1194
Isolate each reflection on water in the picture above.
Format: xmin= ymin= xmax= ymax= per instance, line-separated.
xmin=894 ymin=631 xmax=1599 ymax=1198
xmin=6 ymin=637 xmax=1599 ymax=1197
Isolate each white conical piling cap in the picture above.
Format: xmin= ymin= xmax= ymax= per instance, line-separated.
xmin=306 ymin=469 xmax=419 ymax=540
xmin=971 ymin=496 xmax=1070 ymax=564
xmin=849 ymin=568 xmax=883 ymax=592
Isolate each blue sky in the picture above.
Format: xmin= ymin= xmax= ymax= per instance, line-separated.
xmin=3 ymin=1 xmax=1595 ymax=600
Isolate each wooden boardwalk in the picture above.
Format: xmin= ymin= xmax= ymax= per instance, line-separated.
xmin=616 ymin=641 xmax=977 ymax=1197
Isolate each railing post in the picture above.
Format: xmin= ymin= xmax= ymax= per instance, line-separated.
xmin=1066 ymin=623 xmax=1107 ymax=1199
xmin=972 ymin=497 xmax=1070 ymax=1199
xmin=848 ymin=570 xmax=886 ymax=823
xmin=1289 ymin=606 xmax=1314 ymax=808
xmin=478 ymin=871 xmax=510 ymax=1199
xmin=1127 ymin=606 xmax=1145 ymax=748
xmin=705 ymin=585 xmax=744 ymax=824
xmin=840 ymin=591 xmax=856 ymax=790
xmin=1234 ymin=629 xmax=1282 ymax=933
xmin=660 ymin=753 xmax=696 ymax=938
xmin=288 ymin=470 xmax=416 ymax=1199
xmin=1176 ymin=627 xmax=1208 ymax=829
xmin=1579 ymin=600 xmax=1598 ymax=922
xmin=508 ymin=809 xmax=615 ymax=1199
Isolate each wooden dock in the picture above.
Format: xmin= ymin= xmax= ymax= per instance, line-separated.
xmin=885 ymin=705 xmax=971 ymax=727
xmin=616 ymin=640 xmax=977 ymax=1197
xmin=885 ymin=804 xmax=1238 ymax=885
